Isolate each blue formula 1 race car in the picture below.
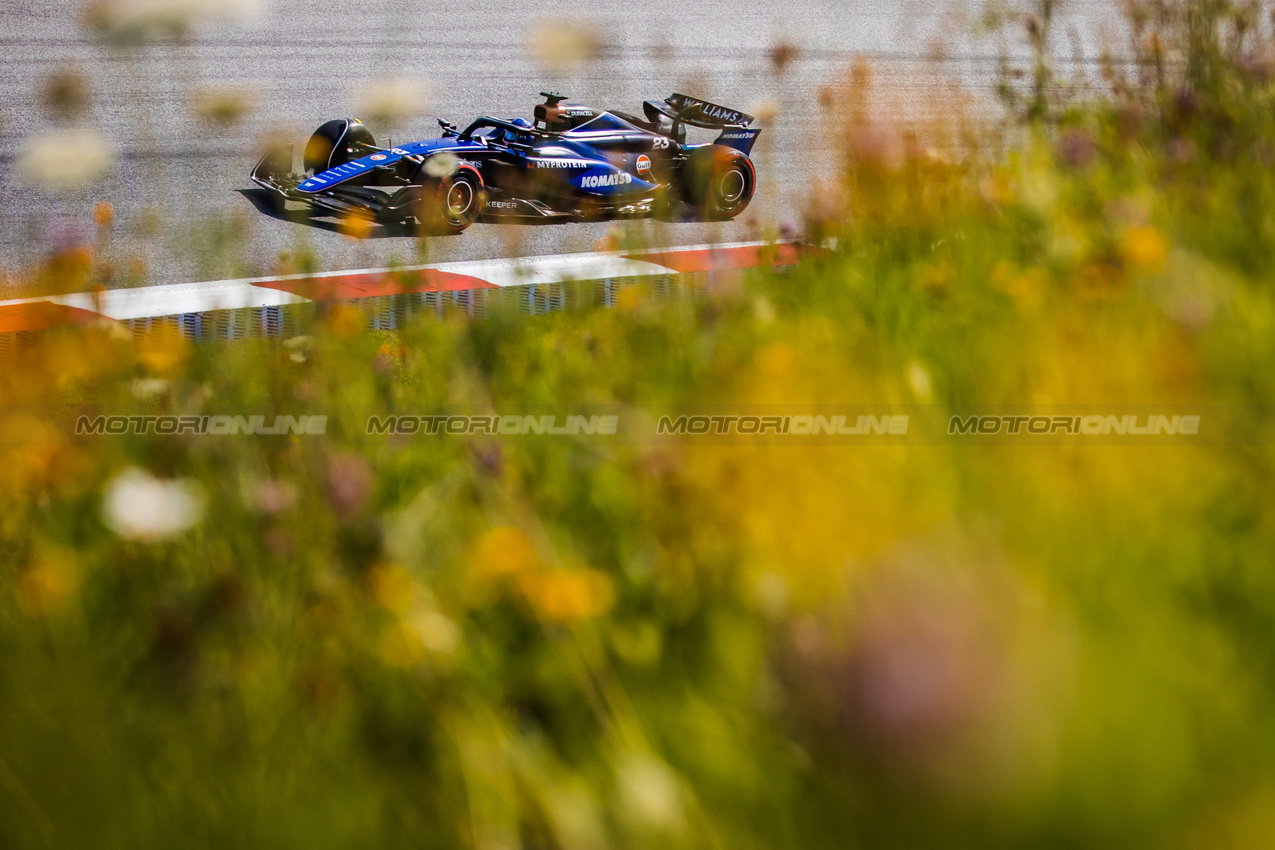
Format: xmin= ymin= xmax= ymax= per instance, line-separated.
xmin=250 ymin=92 xmax=760 ymax=233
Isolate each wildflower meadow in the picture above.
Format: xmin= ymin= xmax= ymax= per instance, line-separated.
xmin=4 ymin=2 xmax=1275 ymax=848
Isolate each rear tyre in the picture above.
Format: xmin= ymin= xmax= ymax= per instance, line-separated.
xmin=414 ymin=164 xmax=485 ymax=234
xmin=682 ymin=145 xmax=756 ymax=221
xmin=304 ymin=119 xmax=377 ymax=174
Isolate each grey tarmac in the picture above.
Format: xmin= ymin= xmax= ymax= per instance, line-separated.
xmin=0 ymin=1 xmax=1122 ymax=290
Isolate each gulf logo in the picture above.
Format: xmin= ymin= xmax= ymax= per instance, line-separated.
xmin=636 ymin=154 xmax=652 ymax=175
xmin=370 ymin=154 xmax=387 ymax=161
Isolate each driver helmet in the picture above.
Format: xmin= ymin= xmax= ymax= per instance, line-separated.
xmin=503 ymin=117 xmax=533 ymax=143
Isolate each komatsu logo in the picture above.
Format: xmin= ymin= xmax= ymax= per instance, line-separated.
xmin=581 ymin=172 xmax=632 ymax=188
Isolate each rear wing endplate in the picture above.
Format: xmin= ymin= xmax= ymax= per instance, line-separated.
xmin=713 ymin=127 xmax=762 ymax=155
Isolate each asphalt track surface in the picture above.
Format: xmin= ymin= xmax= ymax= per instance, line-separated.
xmin=0 ymin=1 xmax=1124 ymax=290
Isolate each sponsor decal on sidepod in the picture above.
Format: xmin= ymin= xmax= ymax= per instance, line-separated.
xmin=535 ymin=159 xmax=591 ymax=169
xmin=580 ymin=172 xmax=633 ymax=189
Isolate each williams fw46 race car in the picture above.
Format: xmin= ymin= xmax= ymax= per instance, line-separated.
xmin=250 ymin=92 xmax=760 ymax=233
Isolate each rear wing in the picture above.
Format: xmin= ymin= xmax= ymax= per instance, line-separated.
xmin=644 ymin=93 xmax=754 ymax=130
xmin=643 ymin=94 xmax=760 ymax=154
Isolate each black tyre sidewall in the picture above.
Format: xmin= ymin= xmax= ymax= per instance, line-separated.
xmin=416 ymin=165 xmax=485 ymax=234
xmin=682 ymin=146 xmax=755 ymax=221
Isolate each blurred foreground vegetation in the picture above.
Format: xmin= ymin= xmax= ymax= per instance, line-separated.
xmin=7 ymin=2 xmax=1275 ymax=848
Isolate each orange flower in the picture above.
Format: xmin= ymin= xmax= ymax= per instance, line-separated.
xmin=1119 ymin=225 xmax=1169 ymax=274
xmin=338 ymin=210 xmax=375 ymax=240
xmin=17 ymin=548 xmax=81 ymax=617
xmin=94 ymin=201 xmax=115 ymax=228
xmin=377 ymin=343 xmax=409 ymax=358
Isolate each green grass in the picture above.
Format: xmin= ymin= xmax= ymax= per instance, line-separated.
xmin=6 ymin=3 xmax=1275 ymax=847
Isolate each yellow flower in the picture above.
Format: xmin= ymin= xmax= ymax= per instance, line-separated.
xmin=1120 ymin=225 xmax=1169 ymax=274
xmin=469 ymin=526 xmax=540 ymax=579
xmin=137 ymin=322 xmax=189 ymax=375
xmin=326 ymin=304 xmax=365 ymax=338
xmin=617 ymin=284 xmax=646 ymax=312
xmin=518 ymin=567 xmax=615 ymax=623
xmin=368 ymin=564 xmax=420 ymax=615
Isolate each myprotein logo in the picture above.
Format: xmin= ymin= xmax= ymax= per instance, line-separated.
xmin=535 ymin=159 xmax=590 ymax=169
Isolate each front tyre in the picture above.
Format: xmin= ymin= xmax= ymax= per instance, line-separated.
xmin=682 ymin=145 xmax=756 ymax=221
xmin=414 ymin=164 xmax=485 ymax=234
